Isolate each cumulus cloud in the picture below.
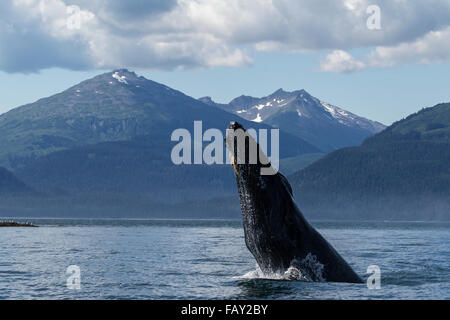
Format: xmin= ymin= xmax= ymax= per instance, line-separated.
xmin=1 ymin=0 xmax=450 ymax=72
xmin=320 ymin=50 xmax=365 ymax=73
xmin=321 ymin=26 xmax=450 ymax=73
xmin=367 ymin=26 xmax=450 ymax=68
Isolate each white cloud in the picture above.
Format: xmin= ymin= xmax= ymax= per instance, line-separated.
xmin=1 ymin=0 xmax=450 ymax=72
xmin=367 ymin=26 xmax=450 ymax=68
xmin=320 ymin=50 xmax=365 ymax=73
xmin=321 ymin=26 xmax=450 ymax=73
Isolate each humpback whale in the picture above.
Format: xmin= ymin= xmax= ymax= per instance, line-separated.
xmin=226 ymin=122 xmax=362 ymax=283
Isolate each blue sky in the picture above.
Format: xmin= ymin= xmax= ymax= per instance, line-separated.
xmin=1 ymin=0 xmax=450 ymax=125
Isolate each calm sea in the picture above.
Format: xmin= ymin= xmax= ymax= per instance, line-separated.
xmin=0 ymin=219 xmax=449 ymax=300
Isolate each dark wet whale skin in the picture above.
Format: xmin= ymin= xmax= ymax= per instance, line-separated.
xmin=226 ymin=122 xmax=363 ymax=283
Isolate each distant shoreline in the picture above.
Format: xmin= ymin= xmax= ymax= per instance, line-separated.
xmin=1 ymin=217 xmax=449 ymax=223
xmin=0 ymin=221 xmax=38 ymax=227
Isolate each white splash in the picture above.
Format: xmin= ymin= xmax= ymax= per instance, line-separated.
xmin=235 ymin=253 xmax=325 ymax=282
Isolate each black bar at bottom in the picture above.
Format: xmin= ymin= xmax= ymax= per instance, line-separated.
xmin=0 ymin=300 xmax=447 ymax=318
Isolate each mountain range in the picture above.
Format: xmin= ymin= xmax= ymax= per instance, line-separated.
xmin=0 ymin=69 xmax=380 ymax=203
xmin=200 ymin=89 xmax=385 ymax=152
xmin=1 ymin=69 xmax=447 ymax=220
xmin=0 ymin=69 xmax=317 ymax=170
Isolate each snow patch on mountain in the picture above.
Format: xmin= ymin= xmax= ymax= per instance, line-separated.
xmin=252 ymin=113 xmax=263 ymax=122
xmin=321 ymin=101 xmax=359 ymax=126
xmin=318 ymin=100 xmax=386 ymax=132
xmin=321 ymin=102 xmax=336 ymax=116
xmin=112 ymin=72 xmax=128 ymax=84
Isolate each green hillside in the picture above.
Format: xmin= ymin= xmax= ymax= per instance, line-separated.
xmin=279 ymin=153 xmax=324 ymax=175
xmin=14 ymin=135 xmax=236 ymax=202
xmin=289 ymin=103 xmax=450 ymax=221
xmin=364 ymin=103 xmax=450 ymax=145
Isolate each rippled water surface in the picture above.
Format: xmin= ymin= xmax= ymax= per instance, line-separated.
xmin=0 ymin=219 xmax=449 ymax=299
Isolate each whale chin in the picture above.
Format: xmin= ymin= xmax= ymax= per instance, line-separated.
xmin=226 ymin=121 xmax=363 ymax=283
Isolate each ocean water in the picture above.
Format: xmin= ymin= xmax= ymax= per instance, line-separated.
xmin=0 ymin=219 xmax=449 ymax=300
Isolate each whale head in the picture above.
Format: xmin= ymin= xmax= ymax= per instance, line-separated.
xmin=225 ymin=121 xmax=309 ymax=275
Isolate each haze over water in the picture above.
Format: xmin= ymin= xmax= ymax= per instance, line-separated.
xmin=0 ymin=219 xmax=449 ymax=299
